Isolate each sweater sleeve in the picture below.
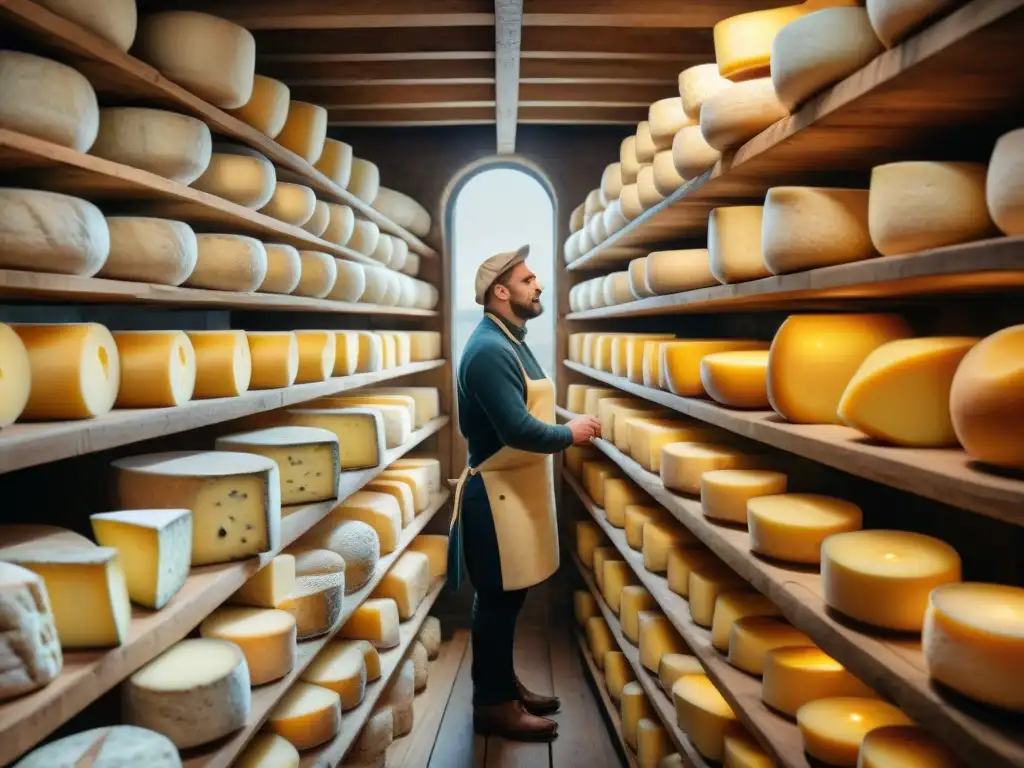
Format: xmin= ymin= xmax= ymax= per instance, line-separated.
xmin=465 ymin=342 xmax=574 ymax=454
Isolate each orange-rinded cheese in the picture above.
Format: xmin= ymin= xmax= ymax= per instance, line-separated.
xmin=701 ymin=469 xmax=787 ymax=526
xmin=658 ymin=653 xmax=703 ymax=691
xmin=276 ymin=101 xmax=327 ymax=164
xmin=711 ymin=591 xmax=781 ymax=652
xmin=586 ymin=617 xmax=615 ymax=669
xmin=620 ymin=585 xmax=656 ymax=644
xmin=294 ymin=330 xmax=335 ymax=383
xmin=708 ymin=206 xmax=770 ymax=284
xmin=574 ymin=590 xmax=599 ymax=625
xmin=576 ymin=521 xmax=603 ymax=569
xmin=638 ymin=610 xmax=688 ymax=672
xmin=662 ymin=340 xmax=769 ymax=397
xmin=723 ymin=728 xmax=774 ymax=768
xmin=700 ymin=350 xmax=770 ymax=409
xmin=247 ymin=332 xmax=298 ymax=389
xmin=605 ymin=652 xmax=635 ymax=704
xmin=602 ymin=560 xmax=637 ymax=613
xmin=0 ymin=324 xmax=31 ymax=427
xmin=621 ymin=681 xmax=653 ymax=750
xmin=859 ymin=725 xmax=960 ymax=768
xmin=672 ymin=674 xmax=737 ymax=762
xmin=661 ymin=442 xmax=762 ymax=496
xmin=796 ymin=698 xmax=912 ymax=767
xmin=667 ymin=547 xmax=716 ymax=598
xmin=688 ymin=562 xmax=747 ymax=627
xmin=593 ymin=548 xmax=621 ymax=593
xmin=637 ymin=718 xmax=670 ymax=767
xmin=748 ymin=494 xmax=862 ymax=564
xmin=728 ymin=616 xmax=812 ymax=675
xmin=187 ymin=330 xmax=251 ymax=398
xmin=763 ymin=646 xmax=878 ymax=718
xmin=113 ymin=330 xmax=196 ymax=408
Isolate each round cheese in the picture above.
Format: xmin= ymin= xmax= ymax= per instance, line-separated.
xmin=187 ymin=330 xmax=252 ymax=398
xmin=303 ymin=519 xmax=379 ymax=593
xmin=723 ymin=730 xmax=773 ymax=768
xmin=13 ymin=725 xmax=180 ymax=768
xmin=191 ymin=149 xmax=276 ymax=209
xmin=663 ymin=340 xmax=769 ymax=397
xmin=302 ymin=200 xmax=331 ymax=238
xmin=823 ymin=530 xmax=961 ymax=631
xmin=649 ymin=97 xmax=693 ymax=145
xmin=620 ymin=183 xmax=645 ymax=220
xmin=602 ymin=162 xmax=624 ymax=202
xmin=291 ymin=251 xmax=335 ymax=298
xmin=389 ymin=236 xmax=409 ymax=272
xmin=91 ymin=107 xmax=212 ymax=184
xmin=762 ymin=646 xmax=877 ymax=717
xmin=603 ymin=200 xmax=630 ymax=236
xmin=986 ymin=127 xmax=1024 ymax=236
xmin=401 ymin=251 xmax=421 ymax=277
xmin=646 ymin=248 xmax=716 ymax=294
xmin=796 ymin=698 xmax=912 ymax=767
xmin=349 ymin=219 xmax=381 ymax=256
xmin=570 ymin=203 xmax=586 ymax=232
xmin=247 ymin=332 xmax=299 ymax=389
xmin=859 ymin=725 xmax=959 ymax=768
xmin=384 ymin=658 xmax=416 ymax=736
xmin=379 ymin=271 xmax=401 ymax=307
xmin=371 ymin=234 xmax=394 ymax=267
xmin=672 ymin=125 xmax=722 ymax=181
xmin=578 ymin=225 xmax=595 ymax=256
xmin=728 ymin=616 xmax=812 ymax=675
xmin=700 ymin=350 xmax=771 ymax=408
xmin=621 ymin=136 xmax=641 ymax=184
xmin=348 ymin=158 xmax=380 ymax=204
xmin=0 ymin=189 xmax=109 ymax=277
xmin=869 ymin=161 xmax=994 ymax=256
xmin=136 ymin=12 xmax=255 ymax=109
xmin=125 ymin=638 xmax=251 ymax=748
xmin=315 ymin=139 xmax=354 ymax=188
xmin=711 ymin=591 xmax=781 ymax=652
xmin=324 ymin=204 xmax=356 ymax=247
xmin=327 ymin=259 xmax=366 ymax=303
xmin=708 ymin=205 xmax=770 ymax=283
xmin=410 ymin=639 xmax=429 ymax=692
xmin=637 ymin=165 xmax=665 ymax=209
xmin=0 ymin=51 xmax=99 ymax=152
xmin=672 ymin=674 xmax=737 ymax=761
xmin=101 ymin=217 xmax=196 ymax=286
xmin=585 ymin=188 xmax=604 ymax=219
xmin=0 ymin=560 xmax=61 ymax=699
xmin=602 ymin=272 xmax=633 ymax=306
xmin=867 ymin=0 xmax=960 ymax=47
xmin=652 ymin=149 xmax=686 ymax=197
xmin=294 ymin=331 xmax=335 ymax=383
xmin=771 ymin=8 xmax=884 ymax=112
xmin=259 ymin=243 xmax=302 ymax=294
xmin=418 ymin=616 xmax=442 ymax=660
xmin=678 ymin=63 xmax=733 ymax=119
xmin=187 ymin=234 xmax=267 ymax=292
xmin=200 ymin=607 xmax=296 ymax=685
xmin=276 ymin=101 xmax=328 ymax=164
xmin=302 ymin=640 xmax=368 ymax=711
xmin=348 ymin=708 xmax=393 ymax=764
xmin=234 ymin=733 xmax=300 ymax=768
xmin=587 ymin=212 xmax=607 ymax=246
xmin=260 ymin=182 xmax=316 ymax=227
xmin=269 ymin=681 xmax=342 ymax=750
xmin=0 ymin=325 xmax=31 ymax=428
xmin=700 ymin=78 xmax=788 ymax=152
xmin=34 ymin=0 xmax=138 ymax=51
xmin=373 ymin=188 xmax=431 ymax=237
xmin=748 ymin=494 xmax=862 ymax=564
xmin=361 ymin=265 xmax=390 ymax=304
xmin=635 ymin=121 xmax=658 ymax=163
xmin=113 ymin=330 xmax=196 ymax=408
xmin=661 ymin=442 xmax=762 ymax=495
xmin=227 ymin=75 xmax=290 ymax=139
xmin=588 ymin=278 xmax=607 ymax=309
xmin=626 ymin=257 xmax=653 ymax=299
xmin=564 ymin=232 xmax=580 ymax=264
xmin=284 ymin=548 xmax=346 ymax=639
xmin=701 ymin=469 xmax=787 ymax=525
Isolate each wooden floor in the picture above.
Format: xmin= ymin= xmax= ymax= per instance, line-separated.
xmin=389 ymin=578 xmax=624 ymax=768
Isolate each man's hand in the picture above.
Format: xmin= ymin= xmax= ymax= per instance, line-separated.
xmin=567 ymin=416 xmax=601 ymax=445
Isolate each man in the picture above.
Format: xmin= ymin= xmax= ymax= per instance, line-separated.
xmin=447 ymin=244 xmax=601 ymax=742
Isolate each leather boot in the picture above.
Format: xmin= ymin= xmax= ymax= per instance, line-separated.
xmin=517 ymin=679 xmax=561 ymax=716
xmin=473 ymin=701 xmax=559 ymax=741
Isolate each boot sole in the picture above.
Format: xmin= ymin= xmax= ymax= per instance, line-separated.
xmin=522 ymin=703 xmax=561 ymax=717
xmin=473 ymin=719 xmax=559 ymax=742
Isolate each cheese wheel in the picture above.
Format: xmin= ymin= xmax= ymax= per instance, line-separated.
xmin=227 ymin=75 xmax=289 ymax=138
xmin=869 ymin=161 xmax=994 ymax=256
xmin=645 ymin=249 xmax=716 ymax=295
xmin=269 ymin=681 xmax=341 ymax=749
xmin=259 ymin=243 xmax=302 ymax=294
xmin=34 ymin=0 xmax=138 ymax=51
xmin=389 ymin=236 xmax=410 ymax=272
xmin=276 ymin=101 xmax=328 ymax=164
xmin=722 ymin=729 xmax=772 ymax=768
xmin=370 ymin=235 xmax=394 ymax=267
xmin=768 ymin=313 xmax=913 ymax=424
xmin=280 ymin=548 xmax=346 ymax=639
xmin=859 ymin=725 xmax=959 ymax=768
xmin=260 ymin=183 xmax=316 ymax=227
xmin=248 ymin=332 xmax=299 ymax=389
xmin=771 ymin=8 xmax=884 ymax=111
xmin=671 ymin=674 xmax=737 ymax=761
xmin=0 ymin=189 xmax=109 ymax=277
xmin=603 ymin=200 xmax=630 ymax=237
xmin=187 ymin=330 xmax=251 ymax=398
xmin=700 ymin=78 xmax=788 ymax=152
xmin=326 ymin=259 xmax=366 ymax=303
xmin=700 ymin=350 xmax=770 ymax=408
xmin=689 ymin=562 xmax=748 ymax=627
xmin=0 ymin=324 xmax=30 ymax=428
xmin=619 ymin=184 xmax=645 ymax=220
xmin=747 ymin=494 xmax=862 ymax=563
xmin=652 ymin=149 xmax=686 ymax=198
xmin=0 ymin=560 xmax=61 ymax=700
xmin=867 ymin=0 xmax=961 ymax=47
xmin=635 ymin=121 xmax=658 ymax=163
xmin=349 ymin=219 xmax=381 ymax=256
xmin=136 ymin=12 xmax=255 ymax=108
xmin=13 ymin=323 xmax=119 ymax=419
xmin=373 ymin=188 xmax=431 ymax=237
xmin=672 ymin=125 xmax=722 ymax=181
xmin=324 ymin=204 xmax=356 ymax=247
xmin=987 ymin=128 xmax=1024 ymax=236
xmin=187 ymin=234 xmax=267 ymax=292
xmin=348 ymin=158 xmax=380 ymax=204
xmin=638 ymin=165 xmax=666 ymax=210
xmin=101 ymin=217 xmax=197 ymax=286
xmin=678 ymin=63 xmax=733 ymax=119
xmin=302 ymin=519 xmax=379 ymax=593
xmin=0 ymin=51 xmax=99 ymax=152
xmin=234 ymin=733 xmax=299 ymax=768
xmin=310 ymin=139 xmax=352 ymax=189
xmin=649 ymin=97 xmax=693 ymax=145
xmin=293 ymin=331 xmax=335 ymax=383
xmin=763 ymin=646 xmax=877 ymax=717
xmin=711 ymin=591 xmax=781 ymax=652
xmin=294 ymin=251 xmax=337 ymax=299
xmin=302 ymin=640 xmax=368 ymax=710
xmin=191 ymin=150 xmax=276 ymax=209
xmin=708 ymin=206 xmax=770 ymax=283
xmin=300 ymin=201 xmax=330 ymax=239
xmin=658 ymin=653 xmax=703 ymax=692
xmin=662 ymin=340 xmax=769 ymax=397
xmin=601 ymin=272 xmax=633 ymax=306
xmin=662 ymin=442 xmax=763 ymax=496
xmin=797 ymin=698 xmax=912 ymax=767
xmin=588 ymin=212 xmax=608 ymax=246
xmin=113 ymin=331 xmax=196 ymax=408
xmin=701 ymin=469 xmax=787 ymax=525
xmin=621 ymin=136 xmax=641 ymax=184
xmin=621 ymin=681 xmax=653 ymax=749
xmin=200 ymin=606 xmax=296 ymax=685
xmin=626 ymin=258 xmax=653 ymax=300
xmin=361 ymin=265 xmax=390 ymax=304
xmin=602 ymin=162 xmax=624 ymax=203
xmin=584 ymin=188 xmax=604 ymax=219
xmin=728 ymin=616 xmax=812 ymax=675
xmin=13 ymin=725 xmax=181 ymax=768
xmin=570 ymin=203 xmax=586 ymax=232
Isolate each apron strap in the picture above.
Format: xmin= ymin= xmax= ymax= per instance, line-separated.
xmin=484 ymin=312 xmax=529 ymax=386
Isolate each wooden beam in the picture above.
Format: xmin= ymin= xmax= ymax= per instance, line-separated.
xmin=258 ymin=58 xmax=497 ymax=84
xmin=518 ymin=105 xmax=648 ymax=122
xmin=328 ymin=105 xmax=496 ymax=123
xmin=494 ymin=0 xmax=523 ymax=154
xmin=521 ymin=26 xmax=713 ymax=56
xmin=327 ymin=103 xmax=645 ymax=125
xmin=521 ymin=0 xmax=780 ymax=27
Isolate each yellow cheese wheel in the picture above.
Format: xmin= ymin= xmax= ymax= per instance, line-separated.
xmin=747 ymin=494 xmax=862 ymax=564
xmin=349 ymin=219 xmax=381 ymax=257
xmin=0 ymin=324 xmax=32 ymax=428
xmin=652 ymin=149 xmax=687 ymax=198
xmin=866 ymin=0 xmax=961 ymax=47
xmin=294 ymin=251 xmax=337 ymax=299
xmin=767 ymin=314 xmax=913 ymax=424
xmin=643 ymin=341 xmax=672 ymax=390
xmin=603 ymin=200 xmax=630 ymax=237
xmin=576 ymin=521 xmax=603 ymax=567
xmin=276 ymin=101 xmax=328 ymax=165
xmin=34 ymin=0 xmax=138 ymax=51
xmin=662 ymin=442 xmax=763 ymax=496
xmin=667 ymin=547 xmax=716 ymax=598
xmin=574 ymin=590 xmax=599 ymax=626
xmin=797 ymin=698 xmax=912 ymax=767
xmin=605 ymin=652 xmax=635 ymax=703
xmin=621 ymin=681 xmax=653 ymax=749
xmin=822 ymin=530 xmax=961 ymax=631
xmin=728 ymin=616 xmax=812 ymax=675
xmin=646 ymin=249 xmax=717 ymax=295
xmin=113 ymin=331 xmax=196 ymax=408
xmin=649 ymin=97 xmax=694 ymax=145
xmin=711 ymin=591 xmax=781 ymax=652
xmin=672 ymin=125 xmax=722 ymax=181
xmin=583 ymin=461 xmax=622 ymax=507
xmin=187 ymin=330 xmax=251 ymax=398
xmin=260 ymin=183 xmax=316 ymax=227
xmin=620 ymin=183 xmax=645 ymax=220
xmin=227 ymin=75 xmax=289 ymax=139
xmin=701 ymin=469 xmax=788 ymax=526
xmin=585 ymin=617 xmax=615 ymax=669
xmin=635 ymin=121 xmax=658 ymax=163
xmin=672 ymin=674 xmax=737 ymax=761
xmin=295 ymin=331 xmax=335 ymax=383
xmin=949 ymin=324 xmax=1024 ymax=469
xmin=323 ymin=205 xmax=356 ymax=248
xmin=663 ymin=340 xmax=769 ymax=397
xmin=315 ymin=139 xmax=353 ymax=189
xmin=700 ymin=350 xmax=770 ymax=408
xmin=191 ymin=150 xmax=276 ymax=209
xmin=859 ymin=725 xmax=960 ymax=768
xmin=723 ymin=728 xmax=773 ymax=768
xmin=708 ymin=206 xmax=770 ymax=284
xmin=620 ymin=136 xmax=641 ymax=184
xmin=601 ymin=162 xmax=624 ymax=203
xmin=247 ymin=332 xmax=299 ymax=390
xmin=637 ymin=165 xmax=666 ymax=210
xmin=678 ymin=63 xmax=733 ymax=119
xmin=187 ymin=234 xmax=267 ymax=292
xmin=593 ymin=548 xmax=621 ymax=594
xmin=658 ymin=653 xmax=703 ymax=691
xmin=987 ymin=127 xmax=1024 ymax=236
xmin=603 ymin=272 xmax=634 ymax=306
xmin=688 ymin=561 xmax=747 ymax=627
xmin=700 ymin=78 xmax=789 ymax=152
xmin=762 ymin=646 xmax=878 ymax=717
xmin=259 ymin=243 xmax=302 ymax=295
xmin=91 ymin=107 xmax=212 ymax=185
xmin=348 ymin=158 xmax=380 ymax=204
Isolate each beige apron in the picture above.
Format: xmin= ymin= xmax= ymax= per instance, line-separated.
xmin=449 ymin=313 xmax=560 ymax=592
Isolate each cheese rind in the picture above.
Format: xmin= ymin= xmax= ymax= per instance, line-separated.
xmin=678 ymin=63 xmax=733 ymax=119
xmin=638 ymin=610 xmax=688 ymax=673
xmin=200 ymin=606 xmax=296 ymax=685
xmin=709 ymin=206 xmax=769 ymax=284
xmin=661 ymin=442 xmax=762 ymax=496
xmin=604 ymin=651 xmax=635 ymax=703
xmin=672 ymin=125 xmax=722 ymax=181
xmin=585 ymin=617 xmax=615 ymax=670
xmin=13 ymin=725 xmax=181 ymax=768
xmin=329 ymin=491 xmax=402 ymax=554
xmin=672 ymin=674 xmax=736 ymax=762
xmin=187 ymin=330 xmax=251 ymax=398
xmin=701 ymin=469 xmax=787 ymax=525
xmin=92 ymin=107 xmax=212 ymax=184
xmin=407 ymin=535 xmax=448 ymax=578
xmin=324 ymin=204 xmax=356 ymax=247
xmin=859 ymin=725 xmax=960 ymax=768
xmin=646 ymin=249 xmax=717 ymax=295
xmin=383 ymin=658 xmax=416 ymax=736
xmin=187 ymin=234 xmax=267 ymax=292
xmin=796 ymin=698 xmax=912 ymax=767
xmin=601 ymin=560 xmax=637 ymax=614
xmin=723 ymin=729 xmax=773 ymax=768
xmin=294 ymin=330 xmax=336 ymax=383
xmin=113 ymin=330 xmax=196 ymax=408
xmin=621 ymin=681 xmax=653 ymax=749
xmin=247 ymin=332 xmax=298 ymax=389
xmin=762 ymin=646 xmax=877 ymax=717
xmin=667 ymin=547 xmax=717 ymax=598
xmin=302 ymin=640 xmax=368 ymax=711
xmin=279 ymin=548 xmax=345 ymax=639
xmin=688 ymin=563 xmax=747 ymax=628
xmin=191 ymin=150 xmax=275 ymax=209
xmin=637 ymin=718 xmax=670 ymax=768
xmin=227 ymin=74 xmax=289 ymax=138
xmin=372 ymin=188 xmax=432 ymax=238
xmin=234 ymin=733 xmax=300 ymax=768
xmin=624 ymin=505 xmax=670 ymax=551
xmin=418 ymin=617 xmax=441 ymax=660
xmin=699 ymin=351 xmax=770 ymax=409
xmin=260 ymin=183 xmax=316 ymax=227
xmin=987 ymin=128 xmax=1024 ymax=236
xmin=576 ymin=521 xmax=603 ymax=567
xmin=0 ymin=561 xmax=62 ymax=701
xmin=269 ymin=681 xmax=342 ymax=749
xmin=294 ymin=251 xmax=338 ymax=299
xmin=747 ymin=494 xmax=862 ymax=564
xmin=315 ymin=139 xmax=353 ymax=188
xmin=700 ymin=78 xmax=788 ymax=151
xmin=662 ymin=339 xmax=769 ymax=397
xmin=348 ymin=159 xmax=381 ymax=205
xmin=275 ymin=101 xmax=328 ymax=164
xmin=302 ymin=519 xmax=379 ymax=594
xmin=303 ymin=201 xmax=331 ymax=238
xmin=710 ymin=591 xmax=781 ymax=652
xmin=101 ymin=217 xmax=197 ymax=286
xmin=0 ymin=324 xmax=30 ymax=428
xmin=728 ymin=616 xmax=812 ymax=676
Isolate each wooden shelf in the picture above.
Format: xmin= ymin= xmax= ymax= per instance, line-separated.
xmin=182 ymin=496 xmax=449 ymax=768
xmin=0 ymin=360 xmax=446 ymax=475
xmin=565 ymin=361 xmax=1024 ymax=527
xmin=572 ymin=554 xmax=711 ymax=768
xmin=575 ymin=629 xmax=641 ymax=768
xmin=578 ymin=441 xmax=1024 ymax=768
xmin=566 ymin=0 xmax=1024 ymax=269
xmin=0 ymin=0 xmax=437 ymax=259
xmin=567 ymin=477 xmax=807 ymax=768
xmin=0 ymin=419 xmax=450 ymax=766
xmin=298 ymin=579 xmax=446 ymax=767
xmin=555 ymin=405 xmax=576 ymax=422
xmin=567 ymin=237 xmax=1024 ymax=318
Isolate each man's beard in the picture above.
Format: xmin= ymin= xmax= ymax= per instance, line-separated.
xmin=510 ymin=294 xmax=543 ymax=319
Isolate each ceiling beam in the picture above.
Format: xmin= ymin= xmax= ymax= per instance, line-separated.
xmin=258 ymin=58 xmax=497 ymax=84
xmin=494 ymin=0 xmax=523 ymax=154
xmin=328 ymin=103 xmax=644 ymax=125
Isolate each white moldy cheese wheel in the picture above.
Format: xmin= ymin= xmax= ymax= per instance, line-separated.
xmin=635 ymin=121 xmax=659 ymax=163
xmin=0 ymin=189 xmax=109 ymax=277
xmin=371 ymin=236 xmax=394 ymax=267
xmin=187 ymin=234 xmax=267 ymax=292
xmin=653 ymin=150 xmax=685 ymax=197
xmin=708 ymin=206 xmax=770 ymax=283
xmin=260 ymin=182 xmax=316 ymax=227
xmin=279 ymin=547 xmax=346 ymax=639
xmin=259 ymin=243 xmax=302 ymax=294
xmin=649 ymin=97 xmax=693 ymax=145
xmin=303 ymin=200 xmax=331 ymax=238
xmin=602 ymin=162 xmax=624 ymax=203
xmin=373 ymin=188 xmax=432 ymax=238
xmin=867 ymin=0 xmax=960 ymax=47
xmin=324 ymin=204 xmax=356 ymax=247
xmin=124 ymin=638 xmax=251 ymax=748
xmin=13 ymin=725 xmax=181 ymax=768
xmin=328 ymin=259 xmax=366 ymax=302
xmin=191 ymin=149 xmax=276 ymax=209
xmin=227 ymin=75 xmax=290 ymax=139
xmin=349 ymin=158 xmax=381 ymax=204
xmin=987 ymin=128 xmax=1024 ymax=236
xmin=101 ymin=217 xmax=197 ymax=286
xmin=0 ymin=51 xmax=99 ymax=152
xmin=646 ymin=249 xmax=717 ymax=294
xmin=113 ymin=330 xmax=196 ymax=408
xmin=389 ymin=236 xmax=410 ymax=272
xmin=315 ymin=139 xmax=354 ymax=188
xmin=621 ymin=136 xmax=641 ymax=184
xmin=248 ymin=332 xmax=299 ymax=389
xmin=13 ymin=323 xmax=120 ymax=420
xmin=762 ymin=187 xmax=875 ymax=274
xmin=135 ymin=12 xmax=256 ymax=109
xmin=588 ymin=213 xmax=608 ymax=246
xmin=34 ymin=0 xmax=138 ymax=51
xmin=0 ymin=561 xmax=61 ymax=701
xmin=700 ymin=78 xmax=788 ymax=152
xmin=187 ymin=330 xmax=252 ymax=398
xmin=771 ymin=8 xmax=884 ymax=112
xmin=678 ymin=63 xmax=732 ymax=119
xmin=302 ymin=519 xmax=379 ymax=593
xmin=295 ymin=251 xmax=337 ymax=299
xmin=869 ymin=161 xmax=995 ymax=256
xmin=90 ymin=107 xmax=212 ymax=184
xmin=200 ymin=606 xmax=297 ymax=685
xmin=672 ymin=125 xmax=722 ymax=181
xmin=349 ymin=219 xmax=381 ymax=256
xmin=276 ymin=101 xmax=328 ymax=164
xmin=0 ymin=324 xmax=31 ymax=428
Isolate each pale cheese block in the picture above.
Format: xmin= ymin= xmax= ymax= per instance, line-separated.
xmin=383 ymin=658 xmax=416 ymax=736
xmin=370 ymin=235 xmax=394 ymax=267
xmin=0 ymin=325 xmax=30 ymax=428
xmin=200 ymin=606 xmax=296 ymax=685
xmin=637 ymin=719 xmax=670 ymax=768
xmin=90 ymin=509 xmax=191 ymax=610
xmin=227 ymin=75 xmax=289 ymax=138
xmin=628 ymin=258 xmax=655 ymax=300
xmin=294 ymin=250 xmax=337 ymax=299
xmin=362 ymin=265 xmax=391 ymax=305
xmin=411 ymin=278 xmax=439 ymax=310
xmin=821 ymin=530 xmax=961 ymax=631
xmin=268 ymin=681 xmax=342 ymax=749
xmin=869 ymin=161 xmax=994 ymax=256
xmin=91 ymin=107 xmax=212 ymax=184
xmin=275 ymin=101 xmax=328 ymax=164
xmin=329 ymin=491 xmax=402 ymax=554
xmin=700 ymin=78 xmax=788 ymax=152
xmin=567 ymin=382 xmax=588 ymax=412
xmin=234 ymin=733 xmax=299 ymax=768
xmin=112 ymin=450 xmax=281 ymax=565
xmin=576 ymin=522 xmax=603 ymax=567
xmin=662 ymin=339 xmax=769 ymax=397
xmin=0 ymin=189 xmax=109 ymax=277
xmin=638 ymin=610 xmax=688 ymax=673
xmin=407 ymin=535 xmax=447 ymax=579
xmin=341 ymin=598 xmax=401 ymax=649
xmin=0 ymin=561 xmax=62 ymax=701
xmin=328 ymin=259 xmax=366 ymax=302
xmin=602 ymin=162 xmax=624 ymax=202
xmin=602 ymin=560 xmax=637 ymax=613
xmin=0 ymin=51 xmax=99 ymax=152
xmin=570 ymin=203 xmax=586 ymax=233
xmin=604 ymin=200 xmax=630 ymax=237
xmin=260 ymin=183 xmax=316 ymax=227
xmin=700 ymin=350 xmax=770 ymax=409
xmin=728 ymin=616 xmax=812 ymax=675
xmin=284 ymin=408 xmax=384 ymax=470
xmin=247 ymin=331 xmax=298 ymax=389
xmin=621 ymin=681 xmax=653 ymax=749
xmin=671 ymin=674 xmax=736 ymax=761
xmin=301 ymin=519 xmax=379 ymax=593
xmin=380 ymin=332 xmax=412 ymax=366
xmin=371 ymin=387 xmax=441 ymax=427
xmin=418 ymin=616 xmax=442 ymax=660
xmin=768 ymin=313 xmax=913 ymax=424
xmin=348 ymin=159 xmax=381 ymax=204
xmin=187 ymin=234 xmax=267 ymax=292
xmin=708 ymin=206 xmax=769 ymax=283
xmin=229 ymin=554 xmax=295 ymax=609
xmin=621 ymin=136 xmax=641 ymax=184
xmin=643 ymin=520 xmax=699 ymax=573
xmin=302 ymin=639 xmax=368 ymax=711
xmin=859 ymin=725 xmax=960 ymax=768
xmin=629 ymin=417 xmax=719 ymax=473
xmin=646 ymin=249 xmax=717 ymax=295
xmin=191 ymin=150 xmax=276 ymax=209
xmin=124 ymin=638 xmax=251 ymax=747
xmin=333 ymin=331 xmax=359 ymax=376
xmin=662 ymin=442 xmax=763 ymax=497
xmin=365 ymin=479 xmax=415 ymax=526
xmin=867 ymin=0 xmax=961 ymax=46
xmin=678 ymin=63 xmax=733 ymax=119
xmin=689 ymin=561 xmax=748 ymax=627
xmin=34 ymin=0 xmax=138 ymax=51
xmin=302 ymin=401 xmax=409 ymax=448
xmin=605 ymin=652 xmax=635 ymax=703
xmin=113 ymin=330 xmax=196 ymax=408
xmin=259 ymin=243 xmax=302 ymax=294
xmin=987 ymin=127 xmax=1024 ymax=236
xmin=187 ymin=330 xmax=251 ymax=398
xmin=672 ymin=125 xmax=722 ymax=181
xmin=796 ymin=698 xmax=912 ymax=767
xmin=315 ymin=139 xmax=354 ymax=188
xmin=762 ymin=646 xmax=878 ymax=717
xmin=13 ymin=323 xmax=120 ymax=420
xmin=636 ymin=121 xmax=659 ymax=163
xmin=638 ymin=165 xmax=666 ymax=209
xmin=349 ymin=219 xmax=381 ymax=257
xmin=586 ymin=617 xmax=615 ymax=669
xmin=649 ymin=97 xmax=693 ymax=145
xmin=651 ymin=149 xmax=686 ymax=200
xmin=620 ymin=585 xmax=656 ymax=644
xmin=101 ymin=217 xmax=197 ymax=286
xmin=372 ymin=550 xmax=431 ymax=619
xmin=747 ymin=494 xmax=862 ymax=564
xmin=658 ymin=653 xmax=703 ymax=692
xmin=624 ymin=504 xmax=671 ymax=551
xmin=373 ymin=188 xmax=432 ymax=238
xmin=303 ymin=201 xmax=331 ymax=238
xmin=701 ymin=469 xmax=788 ymax=525
xmin=323 ymin=204 xmax=356 ymax=247
xmin=771 ymin=8 xmax=884 ymax=111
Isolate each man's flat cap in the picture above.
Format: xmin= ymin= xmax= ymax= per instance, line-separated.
xmin=474 ymin=244 xmax=530 ymax=305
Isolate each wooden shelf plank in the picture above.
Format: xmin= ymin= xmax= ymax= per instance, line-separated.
xmin=555 ymin=405 xmax=576 ymax=422
xmin=297 ymin=579 xmax=447 ymax=768
xmin=565 ymin=361 xmax=1024 ymax=527
xmin=181 ymin=494 xmax=450 ymax=768
xmin=575 ymin=629 xmax=641 ymax=768
xmin=578 ymin=440 xmax=1024 ymax=768
xmin=0 ymin=0 xmax=437 ymax=258
xmin=0 ymin=360 xmax=446 ymax=474
xmin=568 ymin=479 xmax=807 ymax=768
xmin=567 ymin=237 xmax=1024 ymax=318
xmin=0 ymin=418 xmax=450 ymax=766
xmin=567 ymin=0 xmax=1024 ymax=268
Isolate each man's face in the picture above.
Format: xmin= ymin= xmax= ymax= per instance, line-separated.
xmin=503 ymin=262 xmax=544 ymax=319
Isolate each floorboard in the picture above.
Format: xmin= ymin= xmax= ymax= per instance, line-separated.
xmin=427 ymin=640 xmax=486 ymax=768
